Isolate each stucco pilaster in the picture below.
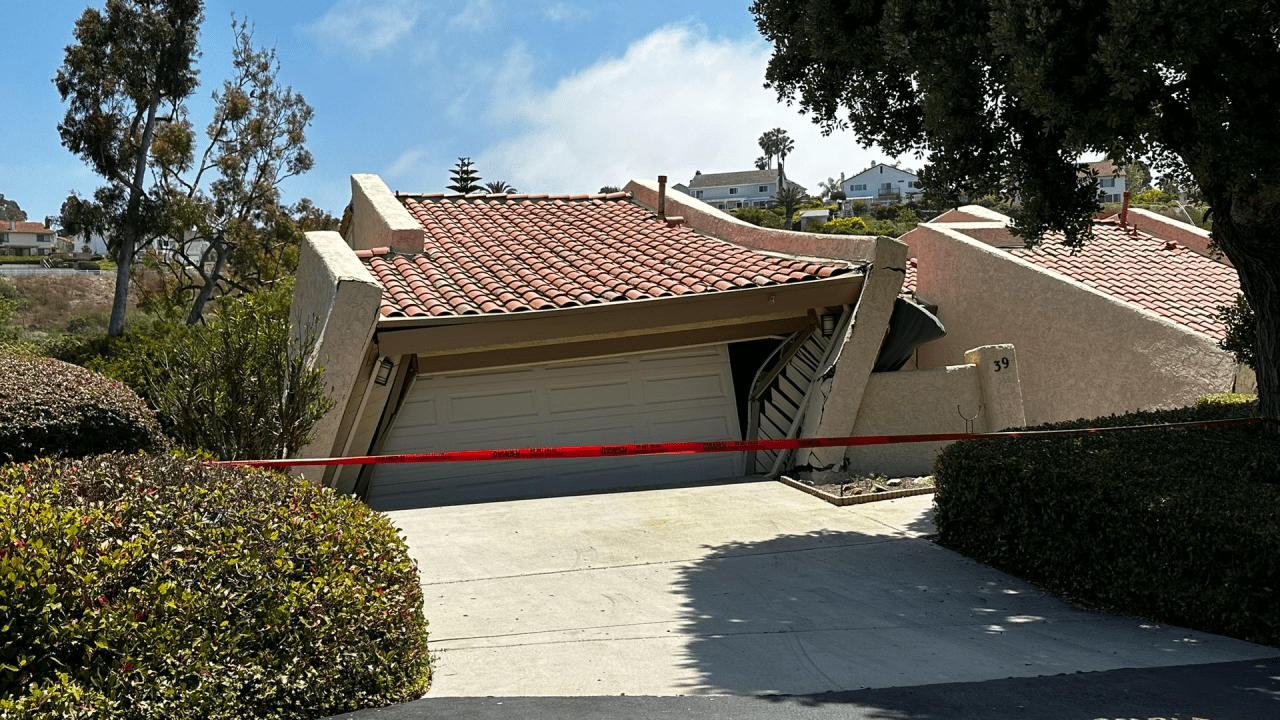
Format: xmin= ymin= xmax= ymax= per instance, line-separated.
xmin=291 ymin=230 xmax=385 ymax=482
xmin=799 ymin=235 xmax=909 ymax=469
xmin=349 ymin=174 xmax=425 ymax=251
xmin=964 ymin=344 xmax=1027 ymax=431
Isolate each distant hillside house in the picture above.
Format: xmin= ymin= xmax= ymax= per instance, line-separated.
xmin=684 ymin=170 xmax=805 ymax=211
xmin=842 ymin=163 xmax=922 ymax=207
xmin=1083 ymin=160 xmax=1127 ymax=203
xmin=0 ymin=220 xmax=56 ymax=256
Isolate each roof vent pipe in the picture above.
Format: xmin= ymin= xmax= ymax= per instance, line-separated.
xmin=657 ymin=175 xmax=667 ymax=220
xmin=1120 ymin=190 xmax=1131 ymax=230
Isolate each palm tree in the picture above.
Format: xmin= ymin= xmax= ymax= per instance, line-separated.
xmin=483 ymin=180 xmax=517 ymax=194
xmin=754 ymin=156 xmax=770 ymax=171
xmin=775 ymin=184 xmax=806 ymax=229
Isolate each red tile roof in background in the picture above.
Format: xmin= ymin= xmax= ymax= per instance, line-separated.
xmin=1011 ymin=219 xmax=1239 ymax=341
xmin=0 ymin=221 xmax=53 ymax=234
xmin=358 ymin=193 xmax=859 ymax=318
xmin=902 ymin=257 xmax=918 ymax=296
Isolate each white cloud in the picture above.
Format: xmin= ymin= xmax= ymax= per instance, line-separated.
xmin=306 ymin=0 xmax=421 ymax=58
xmin=542 ymin=2 xmax=590 ymax=23
xmin=477 ymin=24 xmax=913 ymax=196
xmin=448 ymin=0 xmax=498 ymax=33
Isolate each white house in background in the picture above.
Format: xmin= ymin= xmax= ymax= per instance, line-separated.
xmin=843 ymin=163 xmax=923 ymax=206
xmin=1083 ymin=160 xmax=1127 ymax=203
xmin=682 ymin=169 xmax=806 ymax=211
xmin=0 ymin=220 xmax=56 ymax=256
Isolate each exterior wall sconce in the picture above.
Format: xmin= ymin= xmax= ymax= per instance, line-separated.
xmin=820 ymin=313 xmax=838 ymax=337
xmin=374 ymin=357 xmax=395 ymax=386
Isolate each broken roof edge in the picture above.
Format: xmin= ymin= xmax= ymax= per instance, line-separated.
xmin=350 ymin=174 xmax=424 ymax=252
xmin=625 ymin=178 xmax=884 ymax=266
xmin=904 ymin=222 xmax=1229 ymax=344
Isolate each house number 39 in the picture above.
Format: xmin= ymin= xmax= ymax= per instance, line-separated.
xmin=993 ymin=357 xmax=1010 ymax=372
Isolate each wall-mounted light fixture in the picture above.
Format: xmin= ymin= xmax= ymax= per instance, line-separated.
xmin=820 ymin=313 xmax=838 ymax=337
xmin=374 ymin=357 xmax=395 ymax=386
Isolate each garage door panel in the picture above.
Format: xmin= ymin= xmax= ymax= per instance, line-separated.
xmin=547 ymin=379 xmax=634 ymax=414
xmin=447 ymin=388 xmax=539 ymax=423
xmin=642 ymin=372 xmax=729 ymax=404
xmin=366 ymin=345 xmax=743 ymax=509
xmin=551 ymin=422 xmax=642 ymax=447
xmin=649 ymin=414 xmax=736 ymax=442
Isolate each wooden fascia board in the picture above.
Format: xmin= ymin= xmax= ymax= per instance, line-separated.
xmin=373 ymin=275 xmax=864 ymax=358
xmin=414 ymin=316 xmax=813 ymax=376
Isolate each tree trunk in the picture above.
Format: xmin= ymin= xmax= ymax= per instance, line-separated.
xmin=108 ymin=97 xmax=161 ymax=336
xmin=1210 ymin=186 xmax=1280 ymax=425
xmin=187 ymin=241 xmax=227 ymax=325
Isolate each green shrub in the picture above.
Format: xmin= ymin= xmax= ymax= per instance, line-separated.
xmin=933 ymin=398 xmax=1280 ymax=647
xmin=1216 ymin=293 xmax=1256 ymax=371
xmin=730 ymin=206 xmax=784 ymax=229
xmin=0 ymin=257 xmax=45 ymax=265
xmin=0 ymin=454 xmax=431 ymax=719
xmin=0 ymin=356 xmax=166 ymax=462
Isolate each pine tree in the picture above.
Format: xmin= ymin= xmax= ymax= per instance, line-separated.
xmin=448 ymin=158 xmax=483 ymax=194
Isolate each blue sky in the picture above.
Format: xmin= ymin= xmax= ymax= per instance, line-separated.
xmin=1 ymin=0 xmax=915 ymax=223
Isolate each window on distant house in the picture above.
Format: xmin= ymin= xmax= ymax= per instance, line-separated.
xmin=729 ymin=187 xmax=738 ymax=195
xmin=1100 ymin=177 xmax=1116 ymax=188
xmin=759 ymin=185 xmax=768 ymax=192
xmin=851 ymin=183 xmax=867 ymax=191
xmin=695 ymin=190 xmax=703 ymax=198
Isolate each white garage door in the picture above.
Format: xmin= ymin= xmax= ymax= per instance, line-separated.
xmin=365 ymin=345 xmax=744 ymax=510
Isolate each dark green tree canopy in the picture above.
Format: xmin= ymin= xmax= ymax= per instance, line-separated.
xmin=752 ymin=0 xmax=1280 ymax=422
xmin=448 ymin=157 xmax=483 ymax=194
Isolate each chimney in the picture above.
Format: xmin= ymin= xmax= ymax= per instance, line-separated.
xmin=1120 ymin=190 xmax=1131 ymax=229
xmin=658 ymin=175 xmax=667 ymax=220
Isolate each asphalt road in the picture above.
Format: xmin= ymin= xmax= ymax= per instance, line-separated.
xmin=327 ymin=655 xmax=1280 ymax=720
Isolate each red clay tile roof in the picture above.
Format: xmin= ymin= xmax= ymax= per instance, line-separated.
xmin=0 ymin=221 xmax=53 ymax=234
xmin=359 ymin=193 xmax=858 ymax=318
xmin=1011 ymin=219 xmax=1239 ymax=341
xmin=902 ymin=257 xmax=918 ymax=296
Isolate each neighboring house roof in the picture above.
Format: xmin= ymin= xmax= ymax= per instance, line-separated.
xmin=843 ymin=163 xmax=918 ymax=181
xmin=1010 ymin=219 xmax=1237 ymax=341
xmin=687 ymin=170 xmax=788 ymax=189
xmin=902 ymin=257 xmax=918 ymax=295
xmin=358 ymin=192 xmax=856 ymax=318
xmin=1 ymin=221 xmax=53 ymax=234
xmin=1082 ymin=160 xmax=1125 ymax=177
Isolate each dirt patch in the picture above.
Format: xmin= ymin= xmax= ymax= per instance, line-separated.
xmin=6 ymin=274 xmax=122 ymax=330
xmin=779 ymin=471 xmax=935 ymax=506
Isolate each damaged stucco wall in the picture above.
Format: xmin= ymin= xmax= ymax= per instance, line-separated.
xmin=903 ymin=222 xmax=1237 ymax=425
xmin=290 ymin=231 xmax=384 ymax=481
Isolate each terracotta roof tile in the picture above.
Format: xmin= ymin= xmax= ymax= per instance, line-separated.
xmin=1010 ymin=220 xmax=1239 ymax=341
xmin=363 ymin=195 xmax=859 ymax=318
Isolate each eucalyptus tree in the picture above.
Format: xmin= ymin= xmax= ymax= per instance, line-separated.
xmin=54 ymin=0 xmax=203 ymax=335
xmin=752 ymin=0 xmax=1280 ymax=421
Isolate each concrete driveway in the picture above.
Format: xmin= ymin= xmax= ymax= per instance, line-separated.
xmin=384 ymin=478 xmax=1277 ymax=697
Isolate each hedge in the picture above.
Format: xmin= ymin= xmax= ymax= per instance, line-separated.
xmin=0 ymin=454 xmax=431 ymax=719
xmin=933 ymin=396 xmax=1280 ymax=647
xmin=0 ymin=356 xmax=167 ymax=462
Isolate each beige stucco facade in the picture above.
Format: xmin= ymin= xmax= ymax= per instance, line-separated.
xmin=290 ymin=230 xmax=384 ymax=481
xmin=903 ymin=218 xmax=1238 ymax=426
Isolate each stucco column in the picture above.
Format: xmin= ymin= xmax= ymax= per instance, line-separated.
xmin=291 ymin=231 xmax=385 ymax=482
xmin=801 ymin=235 xmax=909 ymax=469
xmin=964 ymin=344 xmax=1027 ymax=432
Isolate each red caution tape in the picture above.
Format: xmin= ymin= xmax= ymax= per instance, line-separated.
xmin=219 ymin=417 xmax=1272 ymax=469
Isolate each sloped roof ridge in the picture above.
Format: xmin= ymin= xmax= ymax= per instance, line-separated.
xmin=396 ymin=191 xmax=631 ymax=203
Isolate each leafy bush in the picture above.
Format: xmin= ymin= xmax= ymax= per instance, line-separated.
xmin=0 ymin=454 xmax=431 ymax=719
xmin=45 ymin=280 xmax=329 ymax=461
xmin=933 ymin=397 xmax=1280 ymax=647
xmin=1216 ymin=292 xmax=1256 ymax=371
xmin=0 ymin=257 xmax=45 ymax=265
xmin=730 ymin=206 xmax=784 ymax=229
xmin=818 ymin=216 xmax=870 ymax=235
xmin=0 ymin=356 xmax=166 ymax=462
xmin=1130 ymin=188 xmax=1174 ymax=205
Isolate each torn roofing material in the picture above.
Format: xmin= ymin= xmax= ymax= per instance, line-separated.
xmin=357 ymin=193 xmax=860 ymax=318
